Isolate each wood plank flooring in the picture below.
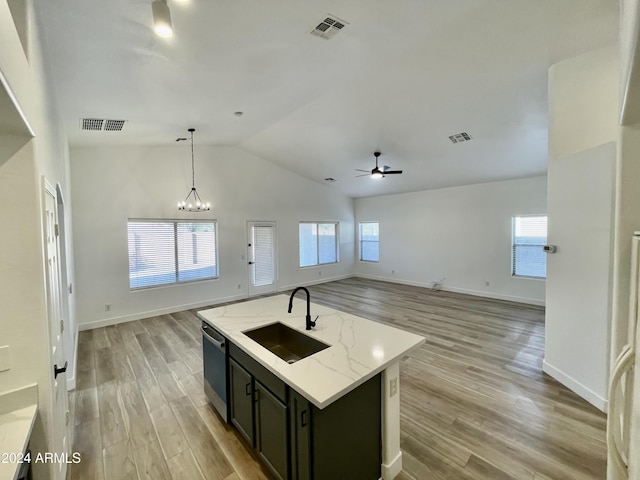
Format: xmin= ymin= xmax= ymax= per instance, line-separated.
xmin=69 ymin=278 xmax=606 ymax=480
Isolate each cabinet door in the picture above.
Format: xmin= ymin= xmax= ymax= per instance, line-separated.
xmin=230 ymin=358 xmax=254 ymax=445
xmin=255 ymin=380 xmax=289 ymax=480
xmin=290 ymin=390 xmax=311 ymax=480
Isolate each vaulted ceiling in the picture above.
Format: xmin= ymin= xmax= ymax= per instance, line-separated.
xmin=35 ymin=0 xmax=618 ymax=197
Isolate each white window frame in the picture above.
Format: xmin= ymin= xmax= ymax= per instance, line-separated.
xmin=359 ymin=221 xmax=380 ymax=262
xmin=128 ymin=218 xmax=219 ymax=290
xmin=298 ymin=222 xmax=339 ymax=268
xmin=511 ymin=215 xmax=547 ymax=279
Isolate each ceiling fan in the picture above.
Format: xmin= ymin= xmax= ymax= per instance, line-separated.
xmin=356 ymin=151 xmax=403 ymax=179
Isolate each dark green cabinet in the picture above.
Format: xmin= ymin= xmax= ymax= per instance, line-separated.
xmin=228 ymin=340 xmax=381 ymax=480
xmin=289 ymin=390 xmax=311 ymax=480
xmin=229 ymin=358 xmax=254 ymax=445
xmin=230 ymin=344 xmax=289 ymax=480
xmin=255 ymin=381 xmax=289 ymax=480
xmin=290 ymin=375 xmax=382 ymax=480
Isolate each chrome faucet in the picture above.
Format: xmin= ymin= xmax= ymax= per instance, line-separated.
xmin=288 ymin=286 xmax=317 ymax=330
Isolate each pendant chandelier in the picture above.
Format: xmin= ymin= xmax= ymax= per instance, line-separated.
xmin=178 ymin=128 xmax=210 ymax=212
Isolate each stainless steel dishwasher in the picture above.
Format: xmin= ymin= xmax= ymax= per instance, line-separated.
xmin=202 ymin=321 xmax=229 ymax=422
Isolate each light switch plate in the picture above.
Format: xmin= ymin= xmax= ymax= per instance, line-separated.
xmin=0 ymin=345 xmax=11 ymax=372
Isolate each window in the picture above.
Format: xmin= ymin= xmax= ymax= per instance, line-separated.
xmin=299 ymin=222 xmax=338 ymax=267
xmin=359 ymin=222 xmax=379 ymax=262
xmin=512 ymin=215 xmax=547 ymax=278
xmin=128 ymin=220 xmax=218 ymax=289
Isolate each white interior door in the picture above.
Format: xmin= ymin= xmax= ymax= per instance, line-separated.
xmin=247 ymin=221 xmax=277 ymax=296
xmin=44 ymin=181 xmax=69 ymax=479
xmin=55 ymin=183 xmax=74 ymax=391
xmin=544 ymin=142 xmax=615 ymax=407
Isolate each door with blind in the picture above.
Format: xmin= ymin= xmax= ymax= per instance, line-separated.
xmin=248 ymin=221 xmax=277 ymax=296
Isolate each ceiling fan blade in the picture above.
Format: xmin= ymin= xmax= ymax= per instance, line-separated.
xmin=384 ymin=170 xmax=403 ymax=174
xmin=355 ymin=169 xmax=371 ymax=173
xmin=355 ymin=173 xmax=371 ymax=177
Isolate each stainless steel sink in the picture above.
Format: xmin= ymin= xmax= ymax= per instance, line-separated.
xmin=243 ymin=322 xmax=330 ymax=364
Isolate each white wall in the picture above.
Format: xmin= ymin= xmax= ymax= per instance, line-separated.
xmin=548 ymin=46 xmax=619 ymax=160
xmin=0 ymin=1 xmax=75 ymax=478
xmin=545 ymin=45 xmax=618 ymax=411
xmin=354 ymin=176 xmax=547 ymax=305
xmin=71 ymin=145 xmax=355 ymax=329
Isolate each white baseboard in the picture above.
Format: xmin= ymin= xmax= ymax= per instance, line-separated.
xmin=381 ymin=451 xmax=403 ymax=480
xmin=354 ymin=273 xmax=545 ymax=307
xmin=542 ymin=359 xmax=608 ymax=412
xmin=78 ymin=293 xmax=248 ymax=331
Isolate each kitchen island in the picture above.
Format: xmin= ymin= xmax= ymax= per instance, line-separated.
xmin=198 ymin=294 xmax=425 ymax=480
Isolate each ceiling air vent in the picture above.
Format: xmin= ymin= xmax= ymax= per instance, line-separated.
xmin=104 ymin=119 xmax=126 ymax=131
xmin=81 ymin=118 xmax=126 ymax=131
xmin=311 ymin=15 xmax=348 ymax=40
xmin=448 ymin=132 xmax=472 ymax=144
xmin=81 ymin=118 xmax=104 ymax=131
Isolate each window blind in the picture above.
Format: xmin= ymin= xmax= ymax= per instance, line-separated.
xmin=128 ymin=220 xmax=217 ymax=289
xmin=253 ymin=225 xmax=274 ymax=287
xmin=512 ymin=216 xmax=547 ymax=278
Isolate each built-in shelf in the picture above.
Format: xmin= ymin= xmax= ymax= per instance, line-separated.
xmin=0 ymin=68 xmax=34 ymax=167
xmin=0 ymin=0 xmax=34 ymax=168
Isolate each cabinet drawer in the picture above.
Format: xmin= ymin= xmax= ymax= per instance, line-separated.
xmin=229 ymin=342 xmax=287 ymax=403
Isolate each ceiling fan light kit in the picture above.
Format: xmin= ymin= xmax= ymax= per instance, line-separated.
xmin=178 ymin=128 xmax=211 ymax=212
xmin=152 ymin=0 xmax=173 ymax=38
xmin=356 ymin=151 xmax=403 ymax=179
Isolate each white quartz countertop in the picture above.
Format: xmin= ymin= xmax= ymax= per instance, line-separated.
xmin=0 ymin=384 xmax=38 ymax=480
xmin=198 ymin=295 xmax=425 ymax=409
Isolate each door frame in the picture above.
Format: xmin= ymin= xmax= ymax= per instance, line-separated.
xmin=246 ymin=220 xmax=278 ymax=297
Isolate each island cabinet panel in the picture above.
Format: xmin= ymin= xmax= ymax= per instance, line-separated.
xmin=229 ymin=342 xmax=290 ymax=480
xmin=227 ymin=338 xmax=382 ymax=480
xmin=255 ymin=381 xmax=290 ymax=480
xmin=289 ymin=391 xmax=311 ymax=480
xmin=229 ymin=358 xmax=254 ymax=445
xmin=290 ymin=374 xmax=382 ymax=480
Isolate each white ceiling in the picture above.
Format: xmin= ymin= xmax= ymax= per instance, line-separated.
xmin=34 ymin=0 xmax=619 ymax=198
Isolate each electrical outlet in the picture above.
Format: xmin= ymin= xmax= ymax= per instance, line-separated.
xmin=0 ymin=346 xmax=11 ymax=372
xmin=105 ymin=304 xmax=111 ymax=312
xmin=237 ymin=284 xmax=241 ymax=289
xmin=392 ymin=269 xmax=395 ymax=275
xmin=389 ymin=377 xmax=398 ymax=397
xmin=485 ymin=281 xmax=490 ymax=287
